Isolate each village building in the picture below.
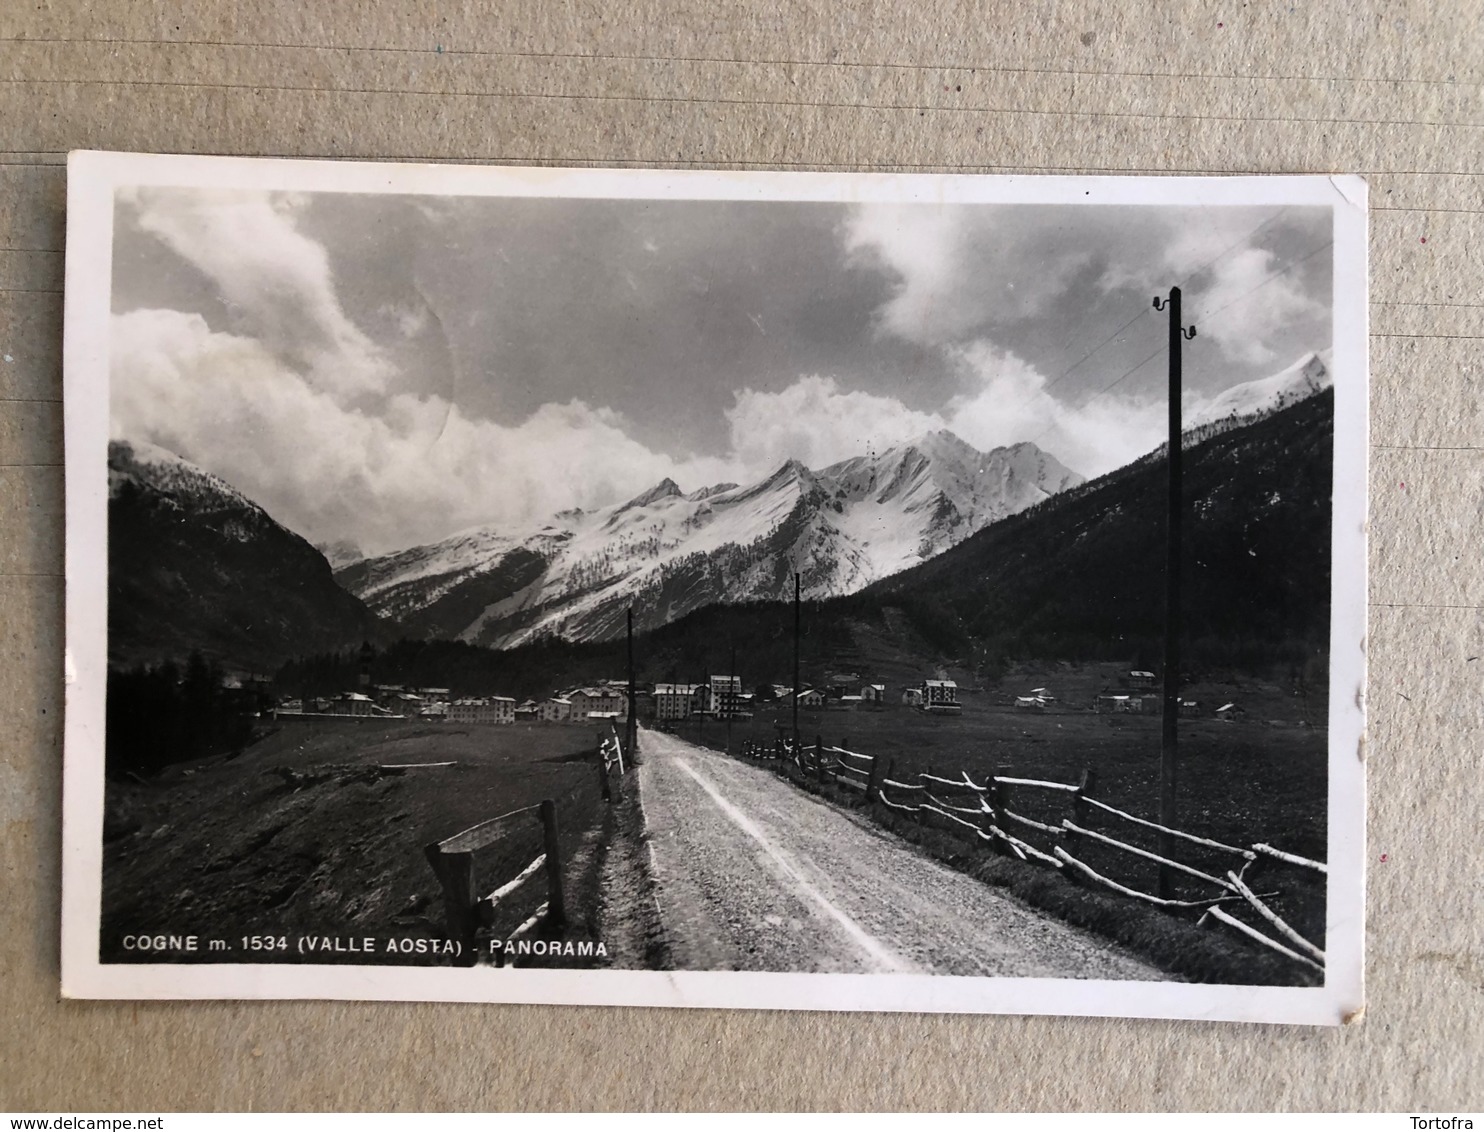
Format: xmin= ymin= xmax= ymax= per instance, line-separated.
xmin=794 ymin=688 xmax=825 ymax=709
xmin=418 ymin=700 xmax=449 ymax=720
xmin=652 ymin=683 xmax=699 ymax=721
xmin=1127 ymin=670 xmax=1158 ymax=689
xmin=386 ymin=691 xmax=424 ymax=715
xmin=1216 ymin=702 xmax=1246 ymax=722
xmin=901 ymin=687 xmax=924 ymax=707
xmin=1179 ymin=699 xmax=1202 ymax=717
xmin=331 ymin=691 xmax=391 ymax=717
xmin=567 ymin=687 xmax=627 ymax=722
xmin=539 ymin=697 xmax=572 ymax=723
xmin=706 ymin=675 xmax=743 ymax=716
xmin=921 ymin=679 xmax=961 ymax=713
xmin=448 ymin=696 xmax=515 ymax=725
xmin=833 ymin=694 xmax=864 ymax=711
xmin=513 ymin=699 xmax=540 ymax=722
xmin=860 ymin=683 xmax=886 ymax=705
xmin=1015 ymin=695 xmax=1047 ymax=711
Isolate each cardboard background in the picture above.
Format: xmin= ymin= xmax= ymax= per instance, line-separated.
xmin=1 ymin=0 xmax=1480 ymax=1111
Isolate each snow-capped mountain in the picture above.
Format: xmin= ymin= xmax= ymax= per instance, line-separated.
xmin=1188 ymin=350 xmax=1333 ymax=434
xmin=337 ymin=430 xmax=1084 ymax=648
xmin=109 ymin=439 xmax=384 ymax=669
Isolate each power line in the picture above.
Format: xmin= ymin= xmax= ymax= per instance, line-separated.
xmin=1030 ymin=235 xmax=1334 ymax=446
xmin=1035 ymin=207 xmax=1291 ymax=399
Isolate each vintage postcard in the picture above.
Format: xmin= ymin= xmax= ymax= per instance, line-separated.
xmin=61 ymin=153 xmax=1367 ymax=1024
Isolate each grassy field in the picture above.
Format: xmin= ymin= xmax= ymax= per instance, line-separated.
xmin=670 ymin=661 xmax=1329 ymax=968
xmin=101 ymin=718 xmax=617 ymax=966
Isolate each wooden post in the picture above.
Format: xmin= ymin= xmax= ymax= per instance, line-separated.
xmin=539 ymin=800 xmax=567 ymax=929
xmin=816 ymin=733 xmax=826 ymax=784
xmin=1153 ymin=286 xmax=1194 ymax=898
xmin=626 ymin=608 xmax=639 ymax=765
xmin=608 ymin=734 xmax=624 ymax=802
xmin=1073 ymin=768 xmax=1096 ymax=824
xmin=866 ymin=753 xmax=886 ymax=806
xmin=991 ymin=767 xmax=1011 ymax=856
xmin=423 ymin=843 xmax=479 ymax=966
xmin=792 ymin=572 xmax=801 ymax=754
xmin=597 ymin=745 xmax=612 ymax=803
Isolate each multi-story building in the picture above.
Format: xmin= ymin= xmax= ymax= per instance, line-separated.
xmin=921 ymin=679 xmax=961 ymax=713
xmin=539 ymin=697 xmax=572 ymax=723
xmin=707 ymin=675 xmax=743 ymax=716
xmin=653 ymin=683 xmax=700 ymax=721
xmin=448 ymin=696 xmax=516 ymax=724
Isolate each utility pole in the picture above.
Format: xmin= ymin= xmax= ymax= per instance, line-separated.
xmin=1153 ymin=286 xmax=1196 ymax=898
xmin=792 ymin=571 xmax=801 ymax=755
xmin=626 ymin=607 xmax=637 ymax=764
xmin=727 ymin=640 xmax=736 ymax=755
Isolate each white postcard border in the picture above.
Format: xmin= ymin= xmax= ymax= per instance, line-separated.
xmin=60 ymin=152 xmax=1368 ymax=1025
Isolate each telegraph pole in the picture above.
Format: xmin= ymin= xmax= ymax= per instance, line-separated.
xmin=727 ymin=640 xmax=737 ymax=755
xmin=1153 ymin=286 xmax=1196 ymax=898
xmin=626 ymin=607 xmax=637 ymax=764
xmin=792 ymin=571 xmax=801 ymax=755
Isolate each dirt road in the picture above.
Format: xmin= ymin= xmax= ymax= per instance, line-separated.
xmin=637 ymin=729 xmax=1161 ymax=978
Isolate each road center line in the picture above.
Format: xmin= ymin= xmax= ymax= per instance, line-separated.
xmin=670 ymin=755 xmax=914 ymax=974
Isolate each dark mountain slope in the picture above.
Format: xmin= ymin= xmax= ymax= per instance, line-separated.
xmin=854 ymin=389 xmax=1334 ymax=672
xmin=109 ymin=440 xmax=389 ymax=671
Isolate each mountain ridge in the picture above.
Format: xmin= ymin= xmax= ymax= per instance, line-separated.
xmin=337 ymin=428 xmax=1085 ymax=647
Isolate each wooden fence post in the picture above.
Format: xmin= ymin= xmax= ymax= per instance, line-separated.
xmin=423 ymin=843 xmax=479 ymax=966
xmin=1073 ymin=768 xmax=1095 ymax=824
xmin=597 ymin=746 xmax=612 ymax=803
xmin=990 ymin=767 xmax=1012 ymax=856
xmin=540 ymin=799 xmax=567 ymax=929
xmin=866 ymin=752 xmax=885 ymax=806
xmin=816 ymin=734 xmax=827 ymax=784
xmin=609 ymin=739 xmax=624 ymax=802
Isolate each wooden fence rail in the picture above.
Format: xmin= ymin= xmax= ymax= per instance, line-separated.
xmin=424 ymin=800 xmax=566 ymax=966
xmin=737 ymin=734 xmax=1327 ymax=975
xmin=598 ymin=721 xmax=628 ymax=802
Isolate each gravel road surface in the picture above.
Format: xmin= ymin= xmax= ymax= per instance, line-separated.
xmin=638 ymin=728 xmax=1161 ymax=978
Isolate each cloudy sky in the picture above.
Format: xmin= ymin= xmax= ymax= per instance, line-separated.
xmin=109 ymin=187 xmax=1332 ymax=555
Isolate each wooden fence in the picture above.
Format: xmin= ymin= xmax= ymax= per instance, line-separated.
xmin=740 ymin=736 xmax=1327 ymax=976
xmin=597 ymin=721 xmax=627 ymax=802
xmin=423 ymin=724 xmax=632 ymax=965
xmin=424 ymin=800 xmax=566 ymax=967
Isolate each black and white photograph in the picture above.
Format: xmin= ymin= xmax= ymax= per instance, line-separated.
xmin=61 ymin=154 xmax=1366 ymax=1023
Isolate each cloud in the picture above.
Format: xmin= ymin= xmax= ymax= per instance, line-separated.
xmin=120 ymin=188 xmax=394 ymax=398
xmin=1181 ymin=247 xmax=1323 ymax=365
xmin=723 ymin=375 xmax=942 ymax=474
xmin=721 ymin=354 xmax=1166 ymax=483
xmin=943 ymin=342 xmax=1164 ymax=478
xmin=844 ymin=205 xmax=1097 ymax=348
xmin=109 ymin=192 xmax=1327 ymax=557
xmin=110 ymin=308 xmax=735 ymax=553
xmin=846 ymin=202 xmax=1328 ymax=368
xmin=110 ymin=304 xmax=1171 ymax=552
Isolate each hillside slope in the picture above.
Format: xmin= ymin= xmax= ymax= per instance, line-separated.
xmin=109 ymin=440 xmax=388 ymax=671
xmin=859 ymin=388 xmax=1334 ymax=671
